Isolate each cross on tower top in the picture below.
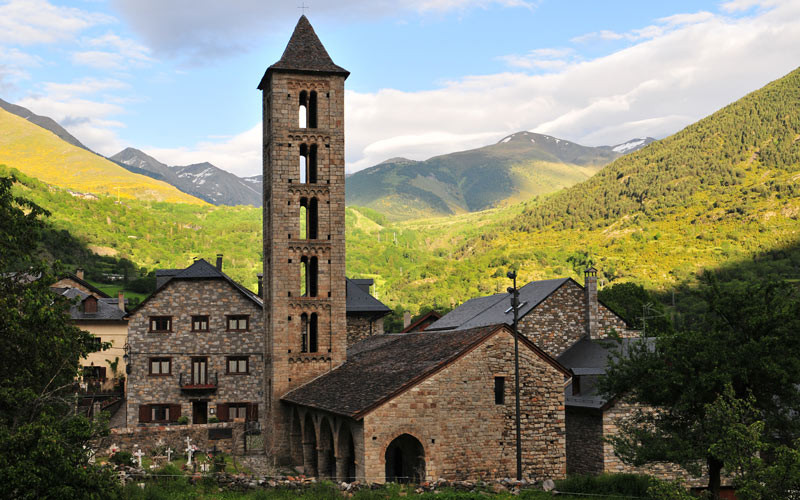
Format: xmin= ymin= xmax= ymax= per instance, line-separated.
xmin=298 ymin=2 xmax=309 ymax=14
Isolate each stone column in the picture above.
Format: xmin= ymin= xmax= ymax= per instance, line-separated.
xmin=336 ymin=456 xmax=347 ymax=482
xmin=584 ymin=267 xmax=599 ymax=339
xmin=318 ymin=446 xmax=333 ymax=479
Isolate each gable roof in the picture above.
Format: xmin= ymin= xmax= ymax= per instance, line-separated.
xmin=55 ymin=287 xmax=127 ymax=321
xmin=401 ymin=310 xmax=442 ymax=333
xmin=282 ymin=324 xmax=570 ymax=419
xmin=428 ymin=278 xmax=571 ymax=331
xmin=128 ymin=259 xmax=262 ymax=316
xmin=58 ymin=273 xmax=111 ymax=298
xmin=346 ymin=278 xmax=391 ymax=315
xmin=258 ymin=15 xmax=349 ymax=89
xmin=558 ymin=337 xmax=653 ymax=409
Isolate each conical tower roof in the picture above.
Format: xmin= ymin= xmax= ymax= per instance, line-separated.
xmin=258 ymin=16 xmax=349 ymax=89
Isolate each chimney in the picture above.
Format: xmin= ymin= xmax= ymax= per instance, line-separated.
xmin=216 ymin=254 xmax=223 ymax=271
xmin=403 ymin=311 xmax=411 ymax=329
xmin=118 ymin=291 xmax=125 ymax=312
xmin=76 ymin=268 xmax=84 ymax=280
xmin=584 ymin=267 xmax=599 ymax=339
xmin=257 ymin=273 xmax=263 ymax=297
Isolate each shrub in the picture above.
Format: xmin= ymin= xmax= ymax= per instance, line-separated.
xmin=555 ymin=473 xmax=655 ymax=497
xmin=647 ymin=479 xmax=695 ymax=500
xmin=176 ymin=415 xmax=189 ymax=425
xmin=110 ymin=450 xmax=133 ymax=466
xmin=208 ymin=416 xmax=219 ymax=424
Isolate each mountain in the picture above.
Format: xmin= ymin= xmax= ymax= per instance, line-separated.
xmin=345 ymin=131 xmax=653 ymax=220
xmin=110 ymin=148 xmax=262 ymax=206
xmin=0 ymin=107 xmax=206 ymax=204
xmin=0 ymin=97 xmax=91 ymax=152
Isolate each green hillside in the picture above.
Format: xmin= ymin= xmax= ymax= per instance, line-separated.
xmin=3 ymin=67 xmax=800 ymax=328
xmin=0 ymin=108 xmax=206 ymax=205
xmin=345 ymin=132 xmax=633 ymax=220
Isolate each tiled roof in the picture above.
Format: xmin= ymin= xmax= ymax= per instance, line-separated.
xmin=258 ymin=16 xmax=349 ymax=89
xmin=282 ymin=324 xmax=569 ymax=419
xmin=346 ymin=278 xmax=391 ymax=315
xmin=56 ymin=287 xmax=127 ymax=321
xmin=428 ymin=278 xmax=571 ymax=331
xmin=129 ymin=259 xmax=262 ymax=316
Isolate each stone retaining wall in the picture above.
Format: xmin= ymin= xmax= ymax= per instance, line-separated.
xmin=94 ymin=421 xmax=248 ymax=456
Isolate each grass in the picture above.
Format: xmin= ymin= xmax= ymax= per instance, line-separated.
xmin=120 ymin=480 xmax=641 ymax=500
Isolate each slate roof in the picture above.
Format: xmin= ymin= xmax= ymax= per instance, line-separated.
xmin=346 ymin=278 xmax=391 ymax=315
xmin=428 ymin=278 xmax=571 ymax=331
xmin=401 ymin=310 xmax=442 ymax=333
xmin=60 ymin=273 xmax=111 ymax=298
xmin=558 ymin=337 xmax=653 ymax=409
xmin=55 ymin=287 xmax=127 ymax=321
xmin=258 ymin=15 xmax=349 ymax=89
xmin=129 ymin=259 xmax=262 ymax=315
xmin=282 ymin=324 xmax=570 ymax=419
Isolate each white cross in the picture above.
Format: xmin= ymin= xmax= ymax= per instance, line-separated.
xmin=166 ymin=447 xmax=173 ymax=462
xmin=185 ymin=437 xmax=195 ymax=466
xmin=133 ymin=448 xmax=145 ymax=468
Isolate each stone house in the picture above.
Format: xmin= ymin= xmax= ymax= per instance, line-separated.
xmin=51 ymin=270 xmax=128 ymax=389
xmin=125 ymin=258 xmax=265 ymax=428
xmin=426 ymin=268 xmax=637 ymax=358
xmin=346 ymin=278 xmax=391 ymax=346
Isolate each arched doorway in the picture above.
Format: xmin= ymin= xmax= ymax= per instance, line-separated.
xmin=384 ymin=434 xmax=425 ymax=483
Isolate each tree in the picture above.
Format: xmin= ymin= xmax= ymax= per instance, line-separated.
xmin=598 ymin=282 xmax=673 ymax=336
xmin=600 ymin=275 xmax=800 ymax=499
xmin=0 ymin=174 xmax=120 ymax=499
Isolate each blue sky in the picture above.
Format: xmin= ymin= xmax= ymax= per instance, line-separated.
xmin=1 ymin=0 xmax=799 ymax=175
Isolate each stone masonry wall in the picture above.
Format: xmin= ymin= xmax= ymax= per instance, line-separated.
xmin=603 ymin=399 xmax=707 ymax=487
xmin=264 ymin=70 xmax=348 ymax=461
xmin=565 ymin=407 xmax=604 ymax=475
xmin=126 ymin=279 xmax=264 ymax=429
xmin=519 ymin=281 xmax=633 ymax=358
xmin=362 ymin=329 xmax=566 ymax=482
xmin=346 ymin=314 xmax=384 ymax=347
xmin=94 ymin=421 xmax=246 ymax=456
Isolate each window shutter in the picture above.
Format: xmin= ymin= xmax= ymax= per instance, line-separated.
xmin=217 ymin=403 xmax=229 ymax=422
xmin=247 ymin=403 xmax=258 ymax=422
xmin=139 ymin=405 xmax=151 ymax=423
xmin=170 ymin=404 xmax=181 ymax=422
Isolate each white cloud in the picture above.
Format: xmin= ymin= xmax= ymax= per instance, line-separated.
xmin=71 ymin=32 xmax=153 ymax=69
xmin=111 ymin=0 xmax=534 ymax=61
xmin=142 ymin=124 xmax=263 ymax=177
xmin=0 ymin=0 xmax=113 ymax=45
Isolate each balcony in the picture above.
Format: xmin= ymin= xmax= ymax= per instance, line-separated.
xmin=179 ymin=372 xmax=218 ymax=392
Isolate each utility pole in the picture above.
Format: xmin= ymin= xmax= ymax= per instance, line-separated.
xmin=507 ymin=270 xmax=522 ymax=481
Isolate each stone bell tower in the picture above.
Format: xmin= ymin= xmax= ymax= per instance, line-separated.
xmin=258 ymin=16 xmax=349 ymax=459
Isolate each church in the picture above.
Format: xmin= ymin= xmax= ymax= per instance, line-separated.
xmin=257 ymin=15 xmax=572 ymax=483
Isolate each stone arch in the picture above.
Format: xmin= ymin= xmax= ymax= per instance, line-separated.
xmin=318 ymin=417 xmax=336 ymax=479
xmin=302 ymin=412 xmax=317 ymax=476
xmin=337 ymin=425 xmax=357 ymax=482
xmin=384 ymin=433 xmax=425 ymax=484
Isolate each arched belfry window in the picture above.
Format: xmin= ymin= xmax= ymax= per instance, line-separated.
xmin=308 ymin=91 xmax=317 ymax=128
xmin=301 ymin=313 xmax=309 ymax=352
xmin=298 ymin=90 xmax=317 ymax=129
xmin=299 ymin=144 xmax=317 ymax=184
xmin=309 ymin=313 xmax=318 ymax=353
xmin=298 ymin=91 xmax=308 ymax=128
xmin=299 ymin=198 xmax=317 ymax=240
xmin=300 ymin=256 xmax=318 ymax=298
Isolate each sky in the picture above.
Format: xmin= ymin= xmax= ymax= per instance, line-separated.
xmin=1 ymin=0 xmax=799 ymax=176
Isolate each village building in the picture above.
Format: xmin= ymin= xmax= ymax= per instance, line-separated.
xmin=124 ymin=257 xmax=265 ymax=428
xmin=401 ymin=311 xmax=441 ymax=333
xmin=51 ymin=270 xmax=128 ymax=390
